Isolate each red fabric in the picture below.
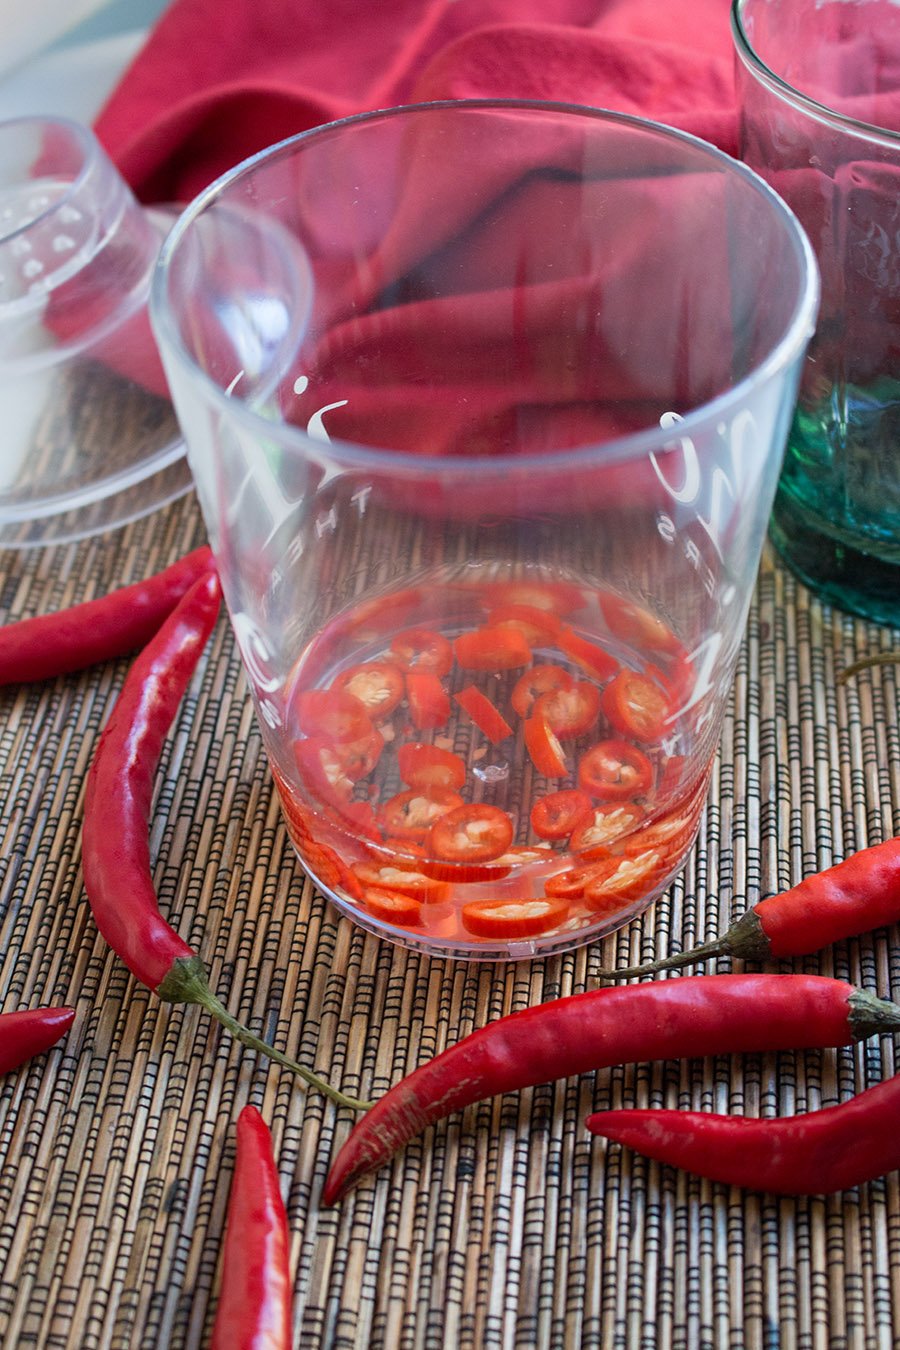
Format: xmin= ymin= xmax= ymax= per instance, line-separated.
xmin=93 ymin=0 xmax=738 ymax=203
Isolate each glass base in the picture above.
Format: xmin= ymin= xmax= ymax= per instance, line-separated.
xmin=771 ymin=490 xmax=900 ymax=627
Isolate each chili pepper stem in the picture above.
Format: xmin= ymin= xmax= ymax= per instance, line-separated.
xmin=847 ymin=988 xmax=900 ymax=1037
xmin=597 ymin=909 xmax=771 ymax=980
xmin=157 ymin=956 xmax=372 ymax=1111
xmin=838 ymin=653 xmax=900 ymax=684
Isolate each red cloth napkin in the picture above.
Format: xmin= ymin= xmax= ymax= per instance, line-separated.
xmin=94 ymin=0 xmax=738 ymax=203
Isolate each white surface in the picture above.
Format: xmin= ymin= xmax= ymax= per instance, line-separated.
xmin=0 ymin=29 xmax=145 ymax=125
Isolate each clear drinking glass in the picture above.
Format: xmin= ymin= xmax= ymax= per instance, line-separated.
xmin=733 ymin=0 xmax=900 ymax=625
xmin=0 ymin=115 xmax=191 ymax=546
xmin=151 ymin=100 xmax=818 ymax=960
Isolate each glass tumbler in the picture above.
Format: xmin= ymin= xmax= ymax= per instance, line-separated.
xmin=151 ymin=100 xmax=817 ymax=961
xmin=0 ymin=115 xmax=191 ymax=546
xmin=733 ymin=0 xmax=900 ymax=625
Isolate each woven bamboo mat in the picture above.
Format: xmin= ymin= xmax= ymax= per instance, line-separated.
xmin=1 ymin=489 xmax=900 ymax=1350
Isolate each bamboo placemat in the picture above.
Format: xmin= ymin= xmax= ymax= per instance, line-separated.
xmin=1 ymin=489 xmax=899 ymax=1350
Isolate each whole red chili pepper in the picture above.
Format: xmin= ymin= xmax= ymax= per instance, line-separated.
xmin=322 ymin=973 xmax=900 ymax=1203
xmin=82 ymin=571 xmax=368 ymax=1112
xmin=0 ymin=545 xmax=213 ymax=684
xmin=596 ymin=836 xmax=900 ymax=980
xmin=586 ymin=1073 xmax=900 ymax=1195
xmin=0 ymin=1006 xmax=74 ymax=1074
xmin=210 ymin=1105 xmax=291 ymax=1350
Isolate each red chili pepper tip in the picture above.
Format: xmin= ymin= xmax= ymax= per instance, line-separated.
xmin=209 ymin=1105 xmax=292 ymax=1349
xmin=586 ymin=1069 xmax=900 ymax=1195
xmin=0 ymin=1005 xmax=75 ymax=1076
xmin=82 ymin=572 xmax=369 ymax=1113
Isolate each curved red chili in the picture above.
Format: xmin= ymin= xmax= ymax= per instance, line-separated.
xmin=209 ymin=1105 xmax=292 ymax=1349
xmin=0 ymin=1006 xmax=74 ymax=1074
xmin=82 ymin=572 xmax=368 ymax=1112
xmin=322 ymin=973 xmax=900 ymax=1203
xmin=586 ymin=1073 xmax=900 ymax=1195
xmin=597 ymin=836 xmax=900 ymax=979
xmin=0 ymin=546 xmax=213 ymax=685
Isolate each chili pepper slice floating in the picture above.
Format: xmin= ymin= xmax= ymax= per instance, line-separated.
xmin=530 ymin=789 xmax=593 ymax=841
xmin=294 ymin=688 xmax=374 ymax=744
xmin=596 ymin=836 xmax=900 ymax=980
xmin=486 ymin=603 xmax=563 ymax=645
xmin=405 ymin=669 xmax=451 ymax=730
xmin=0 ymin=545 xmax=213 ymax=685
xmin=510 ymin=664 xmax=572 ymax=722
xmin=577 ymin=739 xmax=653 ymax=800
xmin=332 ymin=660 xmax=405 ymax=720
xmin=557 ymin=628 xmax=619 ymax=683
xmin=209 ymin=1105 xmax=291 ymax=1350
xmin=460 ymin=896 xmax=569 ymax=939
xmin=362 ymin=886 xmax=425 ymax=927
xmin=524 ymin=713 xmax=568 ymax=778
xmin=429 ymin=803 xmax=514 ymax=864
xmin=389 ymin=627 xmax=453 ymax=676
xmin=454 ymin=685 xmax=513 ymax=743
xmin=599 ymin=669 xmax=670 ymax=744
xmin=453 ymin=625 xmax=532 ymax=671
xmin=0 ymin=1006 xmax=74 ymax=1074
xmin=585 ymin=1073 xmax=900 ymax=1195
xmin=82 ymin=572 xmax=368 ymax=1112
xmin=535 ymin=680 xmax=601 ymax=739
xmin=397 ymin=742 xmax=467 ymax=791
xmin=321 ymin=973 xmax=900 ymax=1203
xmin=379 ymin=787 xmax=465 ymax=840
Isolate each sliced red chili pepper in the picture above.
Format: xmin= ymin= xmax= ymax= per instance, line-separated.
xmin=481 ymin=579 xmax=585 ymax=615
xmin=397 ymin=742 xmax=467 ymax=791
xmin=510 ymin=663 xmax=574 ymax=719
xmin=82 ymin=574 xmax=368 ymax=1111
xmin=600 ymin=668 xmax=671 ymax=743
xmin=460 ymin=896 xmax=569 ymax=939
xmin=379 ymin=787 xmax=465 ymax=840
xmin=352 ymin=861 xmax=450 ymax=903
xmin=405 ymin=669 xmax=451 ymax=730
xmin=524 ymin=713 xmax=568 ymax=778
xmin=569 ymin=802 xmax=645 ymax=857
xmin=322 ymin=974 xmax=900 ymax=1203
xmin=333 ymin=660 xmax=405 ymax=720
xmin=544 ymin=862 xmax=610 ymax=899
xmin=598 ymin=592 xmax=680 ymax=653
xmin=0 ymin=545 xmax=214 ymax=685
xmin=581 ymin=849 xmax=666 ymax=912
xmin=453 ymin=625 xmax=532 ymax=671
xmin=429 ymin=803 xmax=514 ymax=864
xmin=294 ymin=737 xmax=354 ymax=801
xmin=360 ymin=886 xmax=425 ymax=927
xmin=534 ymin=680 xmax=600 ymax=739
xmin=557 ymin=628 xmax=619 ymax=683
xmin=454 ymin=685 xmax=514 ymax=743
xmin=486 ymin=603 xmax=563 ymax=645
xmin=294 ymin=688 xmax=374 ymax=744
xmin=577 ymin=739 xmax=653 ymax=801
xmin=209 ymin=1105 xmax=291 ymax=1350
xmin=389 ymin=627 xmax=453 ymax=675
xmin=530 ymin=788 xmax=593 ymax=841
xmin=0 ymin=1006 xmax=75 ymax=1075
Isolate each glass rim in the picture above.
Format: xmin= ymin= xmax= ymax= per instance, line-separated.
xmin=731 ymin=0 xmax=900 ymax=149
xmin=0 ymin=113 xmax=98 ymax=243
xmin=150 ymin=96 xmax=820 ymax=480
